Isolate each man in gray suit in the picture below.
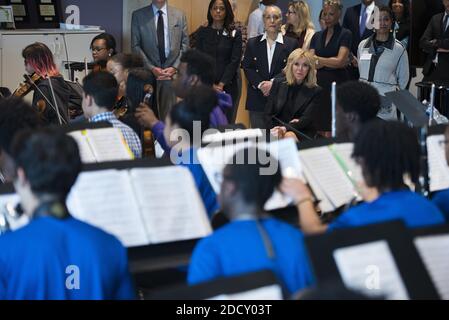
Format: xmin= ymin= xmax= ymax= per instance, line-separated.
xmin=131 ymin=0 xmax=189 ymax=121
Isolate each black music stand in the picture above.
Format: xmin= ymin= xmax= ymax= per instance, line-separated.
xmin=385 ymin=90 xmax=429 ymax=127
xmin=305 ymin=221 xmax=440 ymax=300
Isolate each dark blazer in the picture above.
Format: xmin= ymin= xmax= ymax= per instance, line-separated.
xmin=242 ymin=35 xmax=298 ymax=112
xmin=420 ymin=12 xmax=449 ymax=78
xmin=265 ymin=77 xmax=322 ymax=136
xmin=131 ymin=4 xmax=189 ymax=69
xmin=343 ymin=4 xmax=375 ymax=56
xmin=195 ymin=26 xmax=243 ymax=86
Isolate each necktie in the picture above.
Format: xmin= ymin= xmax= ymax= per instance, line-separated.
xmin=444 ymin=14 xmax=449 ymax=33
xmin=360 ymin=8 xmax=368 ymax=37
xmin=157 ymin=10 xmax=166 ymax=65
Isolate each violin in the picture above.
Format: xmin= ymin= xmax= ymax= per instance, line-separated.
xmin=13 ymin=73 xmax=43 ymax=98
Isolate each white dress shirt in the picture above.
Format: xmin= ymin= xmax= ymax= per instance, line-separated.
xmin=152 ymin=3 xmax=170 ymax=59
xmin=247 ymin=2 xmax=266 ymax=39
xmin=260 ymin=32 xmax=284 ymax=74
xmin=360 ymin=2 xmax=376 ymax=29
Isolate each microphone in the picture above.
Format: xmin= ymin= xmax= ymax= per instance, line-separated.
xmin=271 ymin=115 xmax=313 ymax=141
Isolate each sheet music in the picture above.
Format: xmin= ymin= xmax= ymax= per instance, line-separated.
xmin=333 ymin=240 xmax=409 ymax=300
xmin=300 ymin=162 xmax=335 ymax=213
xmin=209 ymin=285 xmax=283 ymax=300
xmin=299 ymin=146 xmax=356 ymax=211
xmin=129 ymin=166 xmax=212 ymax=244
xmin=68 ymin=131 xmax=97 ymax=164
xmin=333 ymin=143 xmax=364 ymax=195
xmin=427 ymin=135 xmax=449 ymax=192
xmin=198 ymin=139 xmax=302 ymax=211
xmin=414 ymin=235 xmax=449 ymax=300
xmin=86 ymin=128 xmax=134 ymax=162
xmin=67 ymin=169 xmax=149 ymax=247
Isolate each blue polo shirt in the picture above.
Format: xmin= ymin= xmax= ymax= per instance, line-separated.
xmin=432 ymin=188 xmax=449 ymax=222
xmin=0 ymin=216 xmax=135 ymax=300
xmin=328 ymin=190 xmax=445 ymax=231
xmin=188 ymin=218 xmax=315 ymax=295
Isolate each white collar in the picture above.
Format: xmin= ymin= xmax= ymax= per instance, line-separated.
xmin=260 ymin=32 xmax=284 ymax=44
xmin=153 ymin=3 xmax=167 ymax=15
xmin=259 ymin=2 xmax=265 ymax=10
xmin=362 ymin=2 xmax=376 ymax=13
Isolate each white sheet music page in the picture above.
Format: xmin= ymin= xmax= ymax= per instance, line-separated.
xmin=333 ymin=143 xmax=363 ymax=199
xmin=333 ymin=240 xmax=409 ymax=300
xmin=427 ymin=135 xmax=449 ymax=192
xmin=0 ymin=193 xmax=29 ymax=231
xmin=209 ymin=285 xmax=283 ymax=300
xmin=129 ymin=166 xmax=212 ymax=244
xmin=414 ymin=235 xmax=449 ymax=300
xmin=66 ymin=169 xmax=149 ymax=247
xmin=86 ymin=128 xmax=134 ymax=162
xmin=299 ymin=146 xmax=355 ymax=210
xmin=68 ymin=131 xmax=97 ymax=163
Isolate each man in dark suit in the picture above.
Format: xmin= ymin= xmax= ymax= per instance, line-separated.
xmin=342 ymin=0 xmax=377 ymax=79
xmin=420 ymin=0 xmax=449 ymax=83
xmin=242 ymin=5 xmax=297 ymax=129
xmin=131 ymin=0 xmax=189 ymax=121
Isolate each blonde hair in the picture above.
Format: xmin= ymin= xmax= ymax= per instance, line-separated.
xmin=324 ymin=0 xmax=343 ymax=12
xmin=286 ymin=1 xmax=315 ymax=34
xmin=284 ymin=48 xmax=317 ymax=88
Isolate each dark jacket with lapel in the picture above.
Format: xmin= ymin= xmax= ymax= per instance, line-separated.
xmin=242 ymin=35 xmax=298 ymax=112
xmin=343 ymin=4 xmax=375 ymax=56
xmin=265 ymin=77 xmax=322 ymax=136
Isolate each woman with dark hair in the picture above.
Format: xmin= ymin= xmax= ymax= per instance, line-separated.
xmin=106 ymin=53 xmax=145 ymax=117
xmin=194 ymin=0 xmax=243 ymax=123
xmin=389 ymin=0 xmax=411 ymax=48
xmin=282 ymin=121 xmax=445 ymax=234
xmin=90 ymin=33 xmax=117 ymax=64
xmin=358 ymin=6 xmax=409 ymax=120
xmin=21 ymin=42 xmax=71 ymax=125
xmin=309 ymin=0 xmax=352 ymax=133
xmin=163 ymin=86 xmax=219 ymax=218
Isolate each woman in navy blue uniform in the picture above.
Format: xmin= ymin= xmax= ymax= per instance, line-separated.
xmin=0 ymin=129 xmax=135 ymax=300
xmin=242 ymin=5 xmax=297 ymax=129
xmin=188 ymin=147 xmax=314 ymax=295
xmin=195 ymin=0 xmax=243 ymax=123
xmin=282 ymin=121 xmax=445 ymax=234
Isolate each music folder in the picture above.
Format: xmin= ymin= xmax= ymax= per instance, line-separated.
xmin=143 ymin=270 xmax=284 ymax=300
xmin=63 ymin=121 xmax=135 ymax=163
xmin=385 ymin=90 xmax=429 ymax=127
xmin=412 ymin=225 xmax=449 ymax=300
xmin=305 ymin=221 xmax=440 ymax=300
xmin=66 ymin=159 xmax=212 ymax=249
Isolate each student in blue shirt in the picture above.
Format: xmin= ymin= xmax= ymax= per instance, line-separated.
xmin=188 ymin=147 xmax=314 ymax=295
xmin=282 ymin=121 xmax=445 ymax=234
xmin=162 ymin=86 xmax=220 ymax=218
xmin=0 ymin=129 xmax=135 ymax=300
xmin=432 ymin=125 xmax=449 ymax=221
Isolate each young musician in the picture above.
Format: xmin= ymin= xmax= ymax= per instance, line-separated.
xmin=432 ymin=125 xmax=449 ymax=221
xmin=0 ymin=97 xmax=41 ymax=184
xmin=82 ymin=71 xmax=142 ymax=158
xmin=90 ymin=33 xmax=117 ymax=65
xmin=188 ymin=147 xmax=314 ymax=295
xmin=21 ymin=43 xmax=71 ymax=125
xmin=336 ymin=81 xmax=382 ymax=141
xmin=162 ymin=86 xmax=219 ymax=218
xmin=281 ymin=121 xmax=445 ymax=234
xmin=0 ymin=128 xmax=135 ymax=299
